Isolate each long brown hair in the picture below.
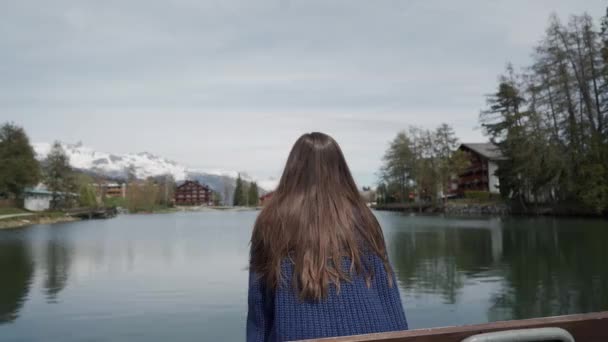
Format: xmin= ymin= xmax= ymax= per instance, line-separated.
xmin=250 ymin=132 xmax=393 ymax=301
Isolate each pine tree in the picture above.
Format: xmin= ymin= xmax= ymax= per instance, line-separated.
xmin=375 ymin=183 xmax=387 ymax=204
xmin=434 ymin=124 xmax=468 ymax=200
xmin=0 ymin=122 xmax=40 ymax=198
xmin=248 ymin=182 xmax=259 ymax=207
xmin=380 ymin=123 xmax=466 ymax=205
xmin=380 ymin=132 xmax=414 ymax=202
xmin=233 ymin=174 xmax=243 ymax=206
xmin=241 ymin=182 xmax=249 ymax=206
xmin=44 ymin=142 xmax=75 ymax=209
xmin=480 ymin=77 xmax=536 ymax=205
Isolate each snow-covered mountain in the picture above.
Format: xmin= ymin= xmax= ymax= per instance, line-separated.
xmin=32 ymin=142 xmax=277 ymax=196
xmin=34 ymin=142 xmax=192 ymax=180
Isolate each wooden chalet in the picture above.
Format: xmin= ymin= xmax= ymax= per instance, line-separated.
xmin=457 ymin=143 xmax=506 ymax=196
xmin=94 ymin=182 xmax=126 ymax=198
xmin=174 ymin=180 xmax=212 ymax=206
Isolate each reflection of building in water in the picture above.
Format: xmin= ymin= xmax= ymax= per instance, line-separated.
xmin=488 ymin=220 xmax=608 ymax=322
xmin=0 ymin=241 xmax=34 ymax=324
xmin=389 ymin=218 xmax=505 ymax=304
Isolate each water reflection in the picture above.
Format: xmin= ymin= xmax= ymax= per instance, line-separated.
xmin=488 ymin=219 xmax=608 ymax=321
xmin=1 ymin=212 xmax=607 ymax=341
xmin=0 ymin=235 xmax=33 ymax=324
xmin=386 ymin=215 xmax=608 ymax=323
xmin=0 ymin=225 xmax=75 ymax=325
xmin=390 ymin=225 xmax=494 ymax=304
xmin=43 ymin=228 xmax=72 ymax=303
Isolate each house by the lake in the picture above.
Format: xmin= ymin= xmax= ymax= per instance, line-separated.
xmin=94 ymin=182 xmax=126 ymax=198
xmin=24 ymin=188 xmax=54 ymax=211
xmin=174 ymin=180 xmax=212 ymax=206
xmin=457 ymin=143 xmax=505 ymax=195
xmin=23 ymin=185 xmax=77 ymax=211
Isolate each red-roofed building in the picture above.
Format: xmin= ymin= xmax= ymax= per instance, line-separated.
xmin=174 ymin=180 xmax=212 ymax=206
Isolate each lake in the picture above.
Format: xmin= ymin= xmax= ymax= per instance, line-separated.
xmin=1 ymin=211 xmax=607 ymax=341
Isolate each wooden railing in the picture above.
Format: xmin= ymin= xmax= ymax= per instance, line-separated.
xmin=301 ymin=311 xmax=608 ymax=342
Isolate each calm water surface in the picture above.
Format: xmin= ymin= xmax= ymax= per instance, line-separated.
xmin=1 ymin=211 xmax=607 ymax=341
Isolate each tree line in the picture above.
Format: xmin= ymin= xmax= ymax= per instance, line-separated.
xmin=232 ymin=173 xmax=260 ymax=207
xmin=480 ymin=9 xmax=608 ymax=214
xmin=0 ymin=122 xmax=82 ymax=209
xmin=378 ymin=123 xmax=469 ymax=205
xmin=1 ymin=121 xmax=259 ymax=211
xmin=0 ymin=123 xmax=40 ymax=200
xmin=378 ymin=9 xmax=608 ymax=215
xmin=0 ymin=121 xmax=173 ymax=210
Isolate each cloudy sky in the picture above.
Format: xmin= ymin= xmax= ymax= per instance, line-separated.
xmin=1 ymin=0 xmax=606 ymax=186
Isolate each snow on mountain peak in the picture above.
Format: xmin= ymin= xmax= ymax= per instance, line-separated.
xmin=33 ymin=142 xmax=190 ymax=181
xmin=31 ymin=142 xmax=276 ymax=191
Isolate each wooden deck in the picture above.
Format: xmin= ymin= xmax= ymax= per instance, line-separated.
xmin=303 ymin=311 xmax=608 ymax=342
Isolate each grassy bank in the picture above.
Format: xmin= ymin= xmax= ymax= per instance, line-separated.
xmin=0 ymin=210 xmax=80 ymax=230
xmin=0 ymin=207 xmax=28 ymax=215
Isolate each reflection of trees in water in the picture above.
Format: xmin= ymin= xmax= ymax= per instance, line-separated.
xmin=390 ymin=228 xmax=494 ymax=304
xmin=44 ymin=230 xmax=73 ymax=303
xmin=0 ymin=240 xmax=34 ymax=324
xmin=488 ymin=221 xmax=608 ymax=321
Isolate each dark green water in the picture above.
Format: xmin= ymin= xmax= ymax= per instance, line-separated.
xmin=0 ymin=211 xmax=607 ymax=341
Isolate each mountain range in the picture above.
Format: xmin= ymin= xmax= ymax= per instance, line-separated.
xmin=32 ymin=142 xmax=277 ymax=203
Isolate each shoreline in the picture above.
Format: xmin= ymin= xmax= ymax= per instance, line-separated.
xmin=2 ymin=204 xmax=604 ymax=231
xmin=0 ymin=206 xmax=262 ymax=230
xmin=0 ymin=214 xmax=80 ymax=230
xmin=126 ymin=205 xmax=261 ymax=215
xmin=373 ymin=201 xmax=608 ymax=218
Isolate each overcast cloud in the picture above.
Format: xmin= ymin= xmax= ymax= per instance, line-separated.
xmin=1 ymin=0 xmax=606 ymax=186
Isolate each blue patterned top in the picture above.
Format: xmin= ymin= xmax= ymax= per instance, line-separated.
xmin=246 ymin=254 xmax=408 ymax=341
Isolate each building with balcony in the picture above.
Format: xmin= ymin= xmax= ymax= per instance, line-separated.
xmin=174 ymin=180 xmax=212 ymax=206
xmin=457 ymin=143 xmax=505 ymax=195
